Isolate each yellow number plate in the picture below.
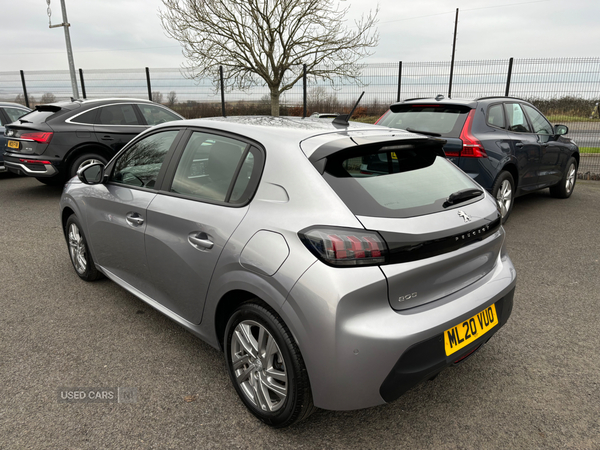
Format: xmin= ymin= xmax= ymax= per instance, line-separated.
xmin=444 ymin=304 xmax=498 ymax=356
xmin=7 ymin=140 xmax=20 ymax=149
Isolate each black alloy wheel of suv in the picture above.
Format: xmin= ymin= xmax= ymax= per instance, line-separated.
xmin=376 ymin=96 xmax=580 ymax=223
xmin=3 ymin=98 xmax=183 ymax=185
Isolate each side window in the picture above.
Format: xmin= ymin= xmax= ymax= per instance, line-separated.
xmin=170 ymin=132 xmax=253 ymax=203
xmin=71 ymin=109 xmax=98 ymax=124
xmin=504 ymin=103 xmax=531 ymax=133
xmin=98 ymin=104 xmax=141 ymax=126
xmin=487 ymin=104 xmax=505 ymax=129
xmin=4 ymin=107 xmax=30 ymax=123
xmin=138 ymin=104 xmax=181 ymax=126
xmin=522 ymin=104 xmax=553 ymax=135
xmin=110 ymin=130 xmax=179 ymax=188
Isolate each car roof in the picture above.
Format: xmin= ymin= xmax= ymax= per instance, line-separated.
xmin=149 ymin=116 xmax=429 ymax=157
xmin=394 ymin=96 xmax=528 ymax=109
xmin=0 ymin=102 xmax=31 ymax=109
xmin=37 ymin=98 xmax=159 ymax=112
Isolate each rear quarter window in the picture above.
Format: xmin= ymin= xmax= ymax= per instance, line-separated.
xmin=322 ymin=144 xmax=481 ymax=218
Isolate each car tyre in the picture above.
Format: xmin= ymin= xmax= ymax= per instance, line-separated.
xmin=549 ymin=157 xmax=577 ymax=199
xmin=65 ymin=215 xmax=103 ymax=281
xmin=491 ymin=171 xmax=515 ymax=224
xmin=224 ymin=302 xmax=316 ymax=428
xmin=69 ymin=153 xmax=107 ymax=179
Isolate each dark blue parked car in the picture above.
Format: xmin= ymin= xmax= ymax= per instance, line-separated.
xmin=376 ymin=96 xmax=580 ymax=222
xmin=0 ymin=102 xmax=31 ymax=174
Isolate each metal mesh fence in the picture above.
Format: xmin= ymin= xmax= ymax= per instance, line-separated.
xmin=1 ymin=57 xmax=598 ymax=176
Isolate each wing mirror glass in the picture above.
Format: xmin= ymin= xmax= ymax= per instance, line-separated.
xmin=554 ymin=124 xmax=569 ymax=136
xmin=78 ymin=162 xmax=105 ymax=185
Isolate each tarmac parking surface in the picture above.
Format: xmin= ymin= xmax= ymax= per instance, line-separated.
xmin=1 ymin=173 xmax=599 ymax=449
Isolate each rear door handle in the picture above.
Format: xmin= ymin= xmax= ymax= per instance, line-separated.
xmin=515 ymin=142 xmax=524 ymax=148
xmin=101 ymin=135 xmax=114 ymax=141
xmin=188 ymin=232 xmax=214 ymax=250
xmin=126 ymin=212 xmax=144 ymax=227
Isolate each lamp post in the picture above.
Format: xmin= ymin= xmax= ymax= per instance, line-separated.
xmin=48 ymin=0 xmax=79 ymax=99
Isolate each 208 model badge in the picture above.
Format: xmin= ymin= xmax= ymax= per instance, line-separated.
xmin=458 ymin=210 xmax=471 ymax=222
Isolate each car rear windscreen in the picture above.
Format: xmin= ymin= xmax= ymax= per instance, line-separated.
xmin=379 ymin=104 xmax=470 ymax=137
xmin=14 ymin=110 xmax=56 ymax=124
xmin=322 ymin=145 xmax=481 ymax=218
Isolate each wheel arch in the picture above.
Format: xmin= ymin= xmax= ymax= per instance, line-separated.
xmin=571 ymin=151 xmax=580 ymax=167
xmin=61 ymin=206 xmax=76 ymax=239
xmin=64 ymin=143 xmax=113 ymax=170
xmin=497 ymin=162 xmax=519 ymax=193
xmin=214 ymin=289 xmax=280 ymax=351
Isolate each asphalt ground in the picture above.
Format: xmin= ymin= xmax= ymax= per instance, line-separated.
xmin=1 ymin=173 xmax=599 ymax=449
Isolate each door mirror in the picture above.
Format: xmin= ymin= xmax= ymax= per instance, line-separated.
xmin=78 ymin=162 xmax=105 ymax=185
xmin=554 ymin=124 xmax=569 ymax=136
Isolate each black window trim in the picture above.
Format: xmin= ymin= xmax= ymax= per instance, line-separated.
xmin=105 ymin=127 xmax=187 ymax=192
xmin=157 ymin=126 xmax=266 ymax=208
xmin=66 ymin=102 xmax=149 ymax=127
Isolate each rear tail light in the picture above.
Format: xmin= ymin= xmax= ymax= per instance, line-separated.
xmin=450 ymin=110 xmax=486 ymax=158
xmin=446 ymin=110 xmax=487 ymax=158
xmin=19 ymin=131 xmax=53 ymax=144
xmin=299 ymin=226 xmax=388 ymax=267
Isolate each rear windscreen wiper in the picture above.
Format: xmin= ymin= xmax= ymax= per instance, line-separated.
xmin=405 ymin=128 xmax=442 ymax=137
xmin=443 ymin=188 xmax=484 ymax=208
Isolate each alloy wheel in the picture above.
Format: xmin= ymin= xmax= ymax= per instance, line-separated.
xmin=68 ymin=223 xmax=87 ymax=274
xmin=496 ymin=179 xmax=512 ymax=218
xmin=230 ymin=320 xmax=288 ymax=412
xmin=565 ymin=163 xmax=576 ymax=195
xmin=77 ymin=158 xmax=103 ymax=174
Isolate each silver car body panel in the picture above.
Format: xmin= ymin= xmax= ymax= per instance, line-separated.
xmin=60 ymin=116 xmax=517 ymax=412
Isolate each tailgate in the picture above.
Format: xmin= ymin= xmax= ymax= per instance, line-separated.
xmin=357 ymin=199 xmax=502 ymax=311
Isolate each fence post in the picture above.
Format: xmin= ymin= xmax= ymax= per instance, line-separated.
xmin=79 ymin=68 xmax=87 ymax=99
xmin=220 ymin=66 xmax=226 ymax=117
xmin=20 ymin=70 xmax=30 ymax=108
xmin=505 ymin=57 xmax=514 ymax=97
xmin=145 ymin=67 xmax=152 ymax=101
xmin=303 ymin=64 xmax=307 ymax=117
xmin=448 ymin=8 xmax=459 ymax=98
xmin=397 ymin=61 xmax=402 ymax=102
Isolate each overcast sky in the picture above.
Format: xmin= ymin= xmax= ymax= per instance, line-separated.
xmin=0 ymin=0 xmax=598 ymax=72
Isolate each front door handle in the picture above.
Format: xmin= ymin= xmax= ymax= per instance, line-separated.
xmin=188 ymin=232 xmax=214 ymax=250
xmin=515 ymin=142 xmax=524 ymax=148
xmin=126 ymin=212 xmax=144 ymax=227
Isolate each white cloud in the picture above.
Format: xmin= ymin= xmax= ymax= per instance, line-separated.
xmin=0 ymin=0 xmax=598 ymax=72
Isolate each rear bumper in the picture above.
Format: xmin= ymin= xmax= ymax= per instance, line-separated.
xmin=281 ymin=251 xmax=517 ymax=411
xmin=3 ymin=154 xmax=59 ymax=177
xmin=379 ymin=289 xmax=514 ymax=403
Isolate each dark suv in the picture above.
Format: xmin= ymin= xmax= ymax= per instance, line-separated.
xmin=3 ymin=98 xmax=183 ymax=184
xmin=376 ymin=97 xmax=580 ymax=222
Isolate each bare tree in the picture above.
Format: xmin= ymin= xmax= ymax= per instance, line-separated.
xmin=40 ymin=93 xmax=57 ymax=104
xmin=167 ymin=91 xmax=178 ymax=107
xmin=152 ymin=91 xmax=164 ymax=104
xmin=160 ymin=0 xmax=379 ymax=116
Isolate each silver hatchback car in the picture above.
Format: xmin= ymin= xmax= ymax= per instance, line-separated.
xmin=60 ymin=116 xmax=516 ymax=427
